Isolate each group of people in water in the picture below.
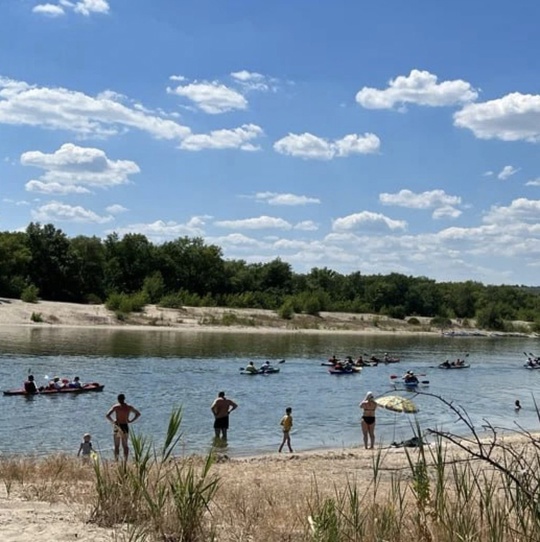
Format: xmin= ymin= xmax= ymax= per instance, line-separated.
xmin=23 ymin=374 xmax=84 ymax=393
xmin=439 ymin=358 xmax=467 ymax=368
xmin=244 ymin=360 xmax=277 ymax=373
xmin=328 ymin=353 xmax=399 ymax=368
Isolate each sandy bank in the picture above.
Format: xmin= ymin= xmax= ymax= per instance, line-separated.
xmin=0 ymin=297 xmax=522 ymax=337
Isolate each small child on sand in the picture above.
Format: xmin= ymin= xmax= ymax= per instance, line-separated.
xmin=279 ymin=407 xmax=293 ymax=453
xmin=77 ymin=433 xmax=93 ymax=460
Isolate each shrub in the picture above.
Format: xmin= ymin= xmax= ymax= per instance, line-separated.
xmin=21 ymin=284 xmax=39 ymax=303
xmin=278 ymin=300 xmax=295 ymax=320
xmin=407 ymin=317 xmax=421 ymax=325
xmin=30 ymin=312 xmax=43 ymax=323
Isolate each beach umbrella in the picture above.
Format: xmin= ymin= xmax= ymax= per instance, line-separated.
xmin=377 ymin=395 xmax=418 ymax=414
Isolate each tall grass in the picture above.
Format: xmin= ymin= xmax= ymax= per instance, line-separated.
xmin=90 ymin=407 xmax=219 ymax=541
xmin=4 ymin=398 xmax=540 ymax=540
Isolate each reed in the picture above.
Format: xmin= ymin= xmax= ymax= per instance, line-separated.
xmin=2 ymin=399 xmax=540 ymax=541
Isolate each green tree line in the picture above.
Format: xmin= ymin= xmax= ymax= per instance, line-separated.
xmin=1 ymin=222 xmax=539 ymax=330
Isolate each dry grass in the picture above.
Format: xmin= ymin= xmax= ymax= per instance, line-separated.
xmin=2 ymin=407 xmax=540 ymax=542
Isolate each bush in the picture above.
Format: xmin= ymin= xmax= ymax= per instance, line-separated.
xmin=30 ymin=312 xmax=43 ymax=323
xmin=21 ymin=284 xmax=39 ymax=303
xmin=407 ymin=317 xmax=421 ymax=325
xmin=278 ymin=300 xmax=295 ymax=320
xmin=106 ymin=292 xmax=148 ymax=313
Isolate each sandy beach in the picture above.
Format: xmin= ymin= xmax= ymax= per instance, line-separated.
xmin=0 ymin=297 xmax=535 ymax=540
xmin=0 ymin=296 xmax=490 ymax=336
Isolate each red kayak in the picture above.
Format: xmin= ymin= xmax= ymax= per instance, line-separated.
xmin=3 ymin=383 xmax=104 ymax=396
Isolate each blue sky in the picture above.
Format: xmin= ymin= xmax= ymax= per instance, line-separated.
xmin=1 ymin=1 xmax=540 ymax=286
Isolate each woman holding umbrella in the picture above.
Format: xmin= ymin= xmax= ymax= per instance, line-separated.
xmin=359 ymin=391 xmax=379 ymax=449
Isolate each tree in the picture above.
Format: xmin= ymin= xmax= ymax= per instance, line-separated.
xmin=25 ymin=223 xmax=77 ymax=301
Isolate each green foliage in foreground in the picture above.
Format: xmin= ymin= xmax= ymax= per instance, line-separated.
xmin=86 ymin=399 xmax=540 ymax=541
xmin=91 ymin=408 xmax=219 ymax=541
xmin=1 ymin=222 xmax=540 ymax=330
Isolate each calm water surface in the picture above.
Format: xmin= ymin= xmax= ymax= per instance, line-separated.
xmin=0 ymin=326 xmax=538 ymax=458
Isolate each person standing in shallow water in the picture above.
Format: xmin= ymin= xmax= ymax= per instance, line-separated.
xmin=106 ymin=393 xmax=141 ymax=461
xmin=211 ymin=391 xmax=238 ymax=441
xmin=278 ymin=407 xmax=293 ymax=453
xmin=359 ymin=391 xmax=378 ymax=449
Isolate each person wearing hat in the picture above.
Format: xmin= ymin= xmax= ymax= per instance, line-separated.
xmin=359 ymin=391 xmax=379 ymax=449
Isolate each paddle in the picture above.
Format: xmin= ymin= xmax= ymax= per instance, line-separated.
xmin=390 ymin=373 xmax=427 ymax=379
xmin=278 ymin=359 xmax=286 ymax=364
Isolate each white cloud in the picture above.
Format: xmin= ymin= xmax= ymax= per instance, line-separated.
xmin=0 ymin=76 xmax=190 ymax=140
xmin=214 ymin=216 xmax=292 ymax=230
xmin=432 ymin=206 xmax=462 ymax=219
xmin=106 ymin=204 xmax=128 ymax=214
xmin=25 ymin=180 xmax=91 ymax=195
xmin=33 ymin=4 xmax=65 ymax=16
xmin=379 ymin=189 xmax=462 ymax=218
xmin=483 ymin=198 xmax=540 ymax=225
xmin=525 ymin=178 xmax=540 ymax=186
xmin=332 ymin=211 xmax=407 ymax=233
xmin=254 ymin=192 xmax=320 ymax=206
xmin=356 ymin=69 xmax=478 ymax=110
xmin=230 ymin=70 xmax=277 ymax=92
xmin=32 ymin=201 xmax=113 ymax=223
xmin=72 ymin=0 xmax=110 ymax=16
xmin=274 ymin=132 xmax=380 ymax=160
xmin=294 ymin=220 xmax=318 ymax=231
xmin=21 ymin=143 xmax=140 ymax=193
xmin=167 ymin=80 xmax=247 ymax=114
xmin=497 ymin=165 xmax=519 ymax=180
xmin=180 ymin=124 xmax=263 ymax=151
xmin=33 ymin=0 xmax=110 ymax=16
xmin=109 ymin=219 xmax=205 ymax=240
xmin=454 ymin=92 xmax=540 ymax=142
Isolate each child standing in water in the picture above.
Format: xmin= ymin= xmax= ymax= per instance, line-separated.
xmin=77 ymin=433 xmax=93 ymax=460
xmin=279 ymin=407 xmax=293 ymax=453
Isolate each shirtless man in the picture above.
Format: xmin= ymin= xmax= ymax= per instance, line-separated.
xmin=210 ymin=391 xmax=238 ymax=441
xmin=105 ymin=393 xmax=141 ymax=461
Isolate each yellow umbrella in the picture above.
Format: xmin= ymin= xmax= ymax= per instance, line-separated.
xmin=376 ymin=395 xmax=418 ymax=414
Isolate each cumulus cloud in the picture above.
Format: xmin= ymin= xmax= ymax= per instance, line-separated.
xmin=497 ymin=165 xmax=519 ymax=180
xmin=33 ymin=4 xmax=65 ymax=16
xmin=33 ymin=0 xmax=110 ymax=17
xmin=180 ymin=124 xmax=263 ymax=151
xmin=525 ymin=178 xmax=540 ymax=186
xmin=32 ymin=201 xmax=113 ymax=223
xmin=332 ymin=211 xmax=407 ymax=233
xmin=274 ymin=132 xmax=380 ymax=160
xmin=214 ymin=216 xmax=292 ymax=230
xmin=454 ymin=92 xmax=540 ymax=142
xmin=167 ymin=80 xmax=247 ymax=114
xmin=0 ymin=76 xmax=190 ymax=140
xmin=230 ymin=70 xmax=277 ymax=92
xmin=21 ymin=143 xmax=140 ymax=194
xmin=106 ymin=204 xmax=128 ymax=214
xmin=109 ymin=219 xmax=205 ymax=240
xmin=294 ymin=220 xmax=318 ymax=231
xmin=356 ymin=69 xmax=478 ymax=110
xmin=253 ymin=192 xmax=320 ymax=206
xmin=483 ymin=198 xmax=540 ymax=225
xmin=379 ymin=189 xmax=462 ymax=219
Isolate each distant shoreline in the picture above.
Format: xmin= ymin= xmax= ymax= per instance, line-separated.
xmin=0 ymin=298 xmax=535 ymax=338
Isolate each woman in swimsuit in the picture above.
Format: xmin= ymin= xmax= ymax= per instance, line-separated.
xmin=359 ymin=391 xmax=378 ymax=449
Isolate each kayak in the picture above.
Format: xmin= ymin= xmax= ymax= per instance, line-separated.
xmin=438 ymin=363 xmax=470 ymax=369
xmin=328 ymin=367 xmax=361 ymax=375
xmin=240 ymin=368 xmax=280 ymax=375
xmin=3 ymin=383 xmax=105 ymax=396
xmin=523 ymin=364 xmax=540 ymax=370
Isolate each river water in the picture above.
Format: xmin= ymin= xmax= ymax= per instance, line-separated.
xmin=0 ymin=326 xmax=538 ymax=458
